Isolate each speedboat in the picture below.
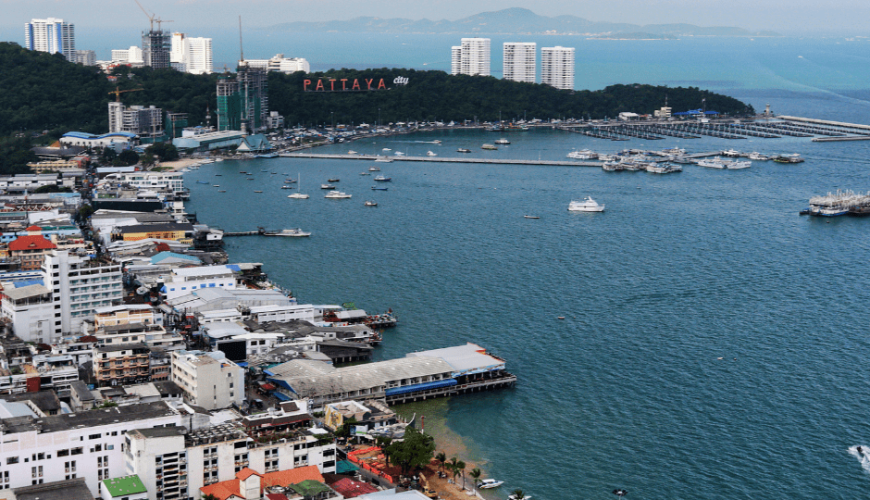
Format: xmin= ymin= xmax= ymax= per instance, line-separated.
xmin=364 ymin=201 xmax=378 ymax=207
xmin=374 ymin=175 xmax=391 ymax=182
xmin=321 ymin=184 xmax=336 ymax=189
xmin=281 ymin=185 xmax=294 ymax=189
xmin=374 ymin=157 xmax=393 ymax=163
xmin=524 ymin=216 xmax=540 ymax=219
xmin=457 ymin=148 xmax=472 ymax=153
xmin=382 ymin=148 xmax=392 ymax=151
xmin=371 ymin=186 xmax=388 ymax=191
xmin=267 ymin=228 xmax=311 ymax=237
xmin=394 ymin=151 xmax=405 ymax=156
xmin=369 ymin=166 xmax=381 ymax=171
xmin=427 ymin=151 xmax=437 ymax=156
xmin=568 ymin=197 xmax=605 ymax=212
xmin=325 ymin=191 xmax=352 ymax=199
xmin=477 ymin=479 xmax=504 ymax=490
xmin=495 ymin=138 xmax=510 ymax=145
xmin=348 ymin=150 xmax=358 ymax=155
xmin=360 ymin=172 xmax=371 ymax=176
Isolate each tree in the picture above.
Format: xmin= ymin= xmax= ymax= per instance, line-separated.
xmin=34 ymin=184 xmax=72 ymax=193
xmin=510 ymin=489 xmax=525 ymax=500
xmin=335 ymin=417 xmax=358 ymax=439
xmin=146 ymin=142 xmax=179 ymax=162
xmin=383 ymin=426 xmax=435 ymax=476
xmin=101 ymin=147 xmax=117 ymax=164
xmin=448 ymin=457 xmax=465 ymax=488
xmin=469 ymin=468 xmax=481 ymax=492
xmin=435 ymin=451 xmax=446 ymax=469
xmin=118 ymin=149 xmax=140 ymax=166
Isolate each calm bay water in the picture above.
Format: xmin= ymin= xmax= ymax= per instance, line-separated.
xmin=184 ymin=120 xmax=870 ymax=499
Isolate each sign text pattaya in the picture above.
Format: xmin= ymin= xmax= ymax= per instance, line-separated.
xmin=304 ymin=76 xmax=409 ymax=92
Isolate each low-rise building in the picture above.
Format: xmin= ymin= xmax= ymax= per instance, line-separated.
xmin=8 ymin=227 xmax=57 ymax=271
xmin=100 ymin=475 xmax=148 ymax=500
xmin=0 ymin=283 xmax=55 ymax=343
xmin=93 ymin=343 xmax=151 ymax=387
xmin=161 ymin=265 xmax=238 ymax=301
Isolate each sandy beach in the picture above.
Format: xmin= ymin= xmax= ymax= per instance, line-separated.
xmin=159 ymin=158 xmax=205 ymax=171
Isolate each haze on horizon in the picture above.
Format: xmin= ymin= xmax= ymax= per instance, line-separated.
xmin=1 ymin=0 xmax=869 ymax=35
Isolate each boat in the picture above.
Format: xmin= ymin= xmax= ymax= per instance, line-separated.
xmin=495 ymin=138 xmax=511 ymax=145
xmin=481 ymin=144 xmax=498 ymax=150
xmin=697 ymin=157 xmax=728 ymax=169
xmin=477 ymin=480 xmax=504 ymax=490
xmin=247 ymin=177 xmax=255 ymax=180
xmin=281 ymin=185 xmax=294 ymax=189
xmin=213 ymin=184 xmax=220 ymax=187
xmin=348 ymin=150 xmax=358 ymax=155
xmin=602 ymin=161 xmax=624 ymax=172
xmin=773 ymin=154 xmax=805 ymax=164
xmin=807 ymin=189 xmax=869 ymax=217
xmin=321 ymin=184 xmax=336 ymax=190
xmin=371 ymin=186 xmax=388 ymax=191
xmin=646 ymin=163 xmax=683 ymax=174
xmin=374 ymin=157 xmax=393 ymax=163
xmin=254 ymin=190 xmax=263 ymax=193
xmin=427 ymin=151 xmax=437 ymax=157
xmin=394 ymin=151 xmax=405 ymax=156
xmin=382 ymin=148 xmax=392 ymax=151
xmin=567 ymin=149 xmax=598 ymax=160
xmin=328 ymin=178 xmax=340 ymax=182
xmin=524 ymin=216 xmax=540 ymax=219
xmin=284 ymin=179 xmax=297 ymax=183
xmin=219 ymin=190 xmax=226 ymax=193
xmin=748 ymin=152 xmax=770 ymax=161
xmin=360 ymin=172 xmax=370 ymax=176
xmin=215 ymin=174 xmax=222 ymax=176
xmin=286 ymin=174 xmax=309 ymax=199
xmin=374 ymin=175 xmax=391 ymax=182
xmin=364 ymin=201 xmax=378 ymax=207
xmin=568 ymin=197 xmax=605 ymax=212
xmin=215 ymin=158 xmax=224 ymax=162
xmin=255 ymin=153 xmax=278 ymax=158
xmin=325 ymin=191 xmax=352 ymax=199
xmin=727 ymin=160 xmax=751 ymax=170
xmin=507 ymin=495 xmax=531 ymax=500
xmin=369 ymin=166 xmax=381 ymax=171
xmin=265 ymin=228 xmax=311 ymax=237
xmin=457 ymin=148 xmax=472 ymax=153
xmin=430 ymin=140 xmax=442 ymax=144
xmin=721 ymin=149 xmax=742 ymax=157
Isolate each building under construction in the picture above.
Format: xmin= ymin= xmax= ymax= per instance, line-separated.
xmin=216 ymin=64 xmax=268 ymax=132
xmin=142 ymin=29 xmax=170 ymax=69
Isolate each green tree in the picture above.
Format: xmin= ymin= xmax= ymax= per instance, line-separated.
xmin=118 ymin=149 xmax=140 ymax=166
xmin=383 ymin=426 xmax=435 ymax=476
xmin=335 ymin=417 xmax=358 ymax=439
xmin=510 ymin=489 xmax=525 ymax=500
xmin=435 ymin=451 xmax=447 ymax=469
xmin=34 ymin=185 xmax=72 ymax=193
xmin=146 ymin=142 xmax=179 ymax=162
xmin=469 ymin=468 xmax=481 ymax=492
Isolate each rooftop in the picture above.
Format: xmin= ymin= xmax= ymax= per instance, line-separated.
xmin=102 ymin=475 xmax=147 ymax=498
xmin=15 ymin=478 xmax=94 ymax=500
xmin=0 ymin=401 xmax=176 ymax=434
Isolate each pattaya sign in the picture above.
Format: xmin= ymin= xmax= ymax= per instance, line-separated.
xmin=304 ymin=76 xmax=409 ymax=92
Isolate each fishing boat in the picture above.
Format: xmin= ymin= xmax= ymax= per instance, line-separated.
xmin=477 ymin=480 xmax=504 ymax=490
xmin=325 ymin=191 xmax=352 ymax=199
xmin=288 ymin=174 xmax=310 ymax=199
xmin=524 ymin=216 xmax=540 ymax=219
xmin=568 ymin=197 xmax=605 ymax=212
xmin=321 ymin=184 xmax=336 ymax=190
xmin=364 ymin=201 xmax=378 ymax=207
xmin=457 ymin=148 xmax=472 ymax=153
xmin=264 ymin=228 xmax=311 ymax=237
xmin=808 ymin=189 xmax=870 ymax=217
xmin=371 ymin=186 xmax=388 ymax=191
xmin=482 ymin=144 xmax=498 ymax=150
xmin=495 ymin=138 xmax=511 ymax=145
xmin=328 ymin=178 xmax=340 ymax=182
xmin=374 ymin=175 xmax=391 ymax=182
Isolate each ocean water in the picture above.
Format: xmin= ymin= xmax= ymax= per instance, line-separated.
xmin=184 ymin=118 xmax=870 ymax=499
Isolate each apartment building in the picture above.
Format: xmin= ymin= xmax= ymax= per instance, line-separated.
xmin=8 ymin=227 xmax=57 ymax=271
xmin=25 ymin=18 xmax=75 ymax=61
xmin=243 ymin=54 xmax=310 ymax=74
xmin=503 ymin=42 xmax=536 ymax=83
xmin=171 ymin=350 xmax=244 ymax=410
xmin=93 ymin=343 xmax=152 ymax=387
xmin=43 ymin=250 xmax=124 ymax=336
xmin=541 ymin=46 xmax=575 ymax=90
xmin=451 ymin=38 xmax=490 ymax=76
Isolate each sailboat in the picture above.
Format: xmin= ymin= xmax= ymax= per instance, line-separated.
xmin=287 ymin=173 xmax=309 ymax=199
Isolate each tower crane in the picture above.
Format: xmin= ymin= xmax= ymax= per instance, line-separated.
xmin=108 ymin=86 xmax=144 ymax=102
xmin=133 ymin=0 xmax=172 ymax=32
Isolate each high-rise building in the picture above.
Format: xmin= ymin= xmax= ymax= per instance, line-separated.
xmin=243 ymin=54 xmax=309 ymax=74
xmin=108 ymin=102 xmax=165 ymax=142
xmin=541 ymin=46 xmax=575 ymax=90
xmin=24 ymin=18 xmax=75 ymax=61
xmin=74 ymin=49 xmax=96 ymax=66
xmin=450 ymin=46 xmax=462 ymax=75
xmin=142 ymin=30 xmax=170 ymax=69
xmin=456 ymin=38 xmax=491 ymax=76
xmin=217 ymin=66 xmax=268 ymax=132
xmin=111 ymin=46 xmax=144 ymax=64
xmin=184 ymin=37 xmax=213 ymax=74
xmin=170 ymin=32 xmax=186 ymax=63
xmin=503 ymin=42 xmax=536 ymax=83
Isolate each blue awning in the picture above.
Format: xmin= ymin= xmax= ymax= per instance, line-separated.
xmin=385 ymin=378 xmax=457 ymax=397
xmin=237 ymin=362 xmax=248 ymax=367
xmin=274 ymin=391 xmax=292 ymax=401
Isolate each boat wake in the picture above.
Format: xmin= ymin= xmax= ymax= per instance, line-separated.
xmin=848 ymin=446 xmax=870 ymax=473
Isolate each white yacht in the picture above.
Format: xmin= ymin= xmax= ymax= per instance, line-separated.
xmin=697 ymin=157 xmax=728 ymax=169
xmin=567 ymin=149 xmax=598 ymax=160
xmin=477 ymin=480 xmax=504 ymax=490
xmin=748 ymin=152 xmax=770 ymax=161
xmin=568 ymin=197 xmax=605 ymax=212
xmin=427 ymin=151 xmax=437 ymax=156
xmin=288 ymin=174 xmax=309 ymax=199
xmin=325 ymin=191 xmax=352 ymax=199
xmin=266 ymin=228 xmax=311 ymax=237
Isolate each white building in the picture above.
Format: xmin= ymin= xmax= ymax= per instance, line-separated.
xmin=75 ymin=50 xmax=96 ymax=66
xmin=541 ymin=46 xmax=575 ymax=90
xmin=99 ymin=170 xmax=184 ymax=194
xmin=161 ymin=265 xmax=238 ymax=301
xmin=170 ymin=33 xmax=186 ymax=64
xmin=452 ymin=38 xmax=490 ymax=77
xmin=43 ymin=250 xmax=123 ymax=337
xmin=244 ymin=54 xmax=310 ymax=74
xmin=0 ymin=284 xmax=55 ymax=343
xmin=111 ymin=46 xmax=144 ymax=64
xmin=108 ymin=103 xmax=164 ymax=141
xmin=171 ymin=350 xmax=244 ymax=410
xmin=25 ymin=18 xmax=75 ymax=62
xmin=0 ymin=401 xmax=185 ymax=498
xmin=503 ymin=42 xmax=536 ymax=83
xmin=170 ymin=33 xmax=213 ymax=75
xmin=450 ymin=46 xmax=461 ymax=75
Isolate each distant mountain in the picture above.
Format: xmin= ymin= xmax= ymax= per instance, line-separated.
xmin=267 ymin=8 xmax=779 ymax=37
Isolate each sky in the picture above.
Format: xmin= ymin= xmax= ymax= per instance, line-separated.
xmin=2 ymin=0 xmax=870 ymax=34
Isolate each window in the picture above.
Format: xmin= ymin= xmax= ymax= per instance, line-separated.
xmin=88 ymin=433 xmax=101 ymax=440
xmin=71 ymin=447 xmax=83 ymax=455
xmin=6 ymin=457 xmax=17 ymax=465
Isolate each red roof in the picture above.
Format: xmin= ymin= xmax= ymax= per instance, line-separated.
xmin=330 ymin=478 xmax=379 ymax=498
xmin=262 ymin=465 xmax=324 ymax=491
xmin=25 ymin=226 xmax=42 ymax=232
xmin=8 ymin=234 xmax=56 ymax=251
xmin=200 ymin=480 xmax=241 ymax=500
xmin=236 ymin=468 xmax=262 ymax=481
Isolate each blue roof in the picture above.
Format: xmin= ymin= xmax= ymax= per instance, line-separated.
xmin=384 ymin=378 xmax=457 ymax=397
xmin=63 ymin=131 xmax=138 ymax=140
xmin=226 ymin=264 xmax=241 ymax=272
xmin=151 ymin=252 xmax=200 ymax=265
xmin=274 ymin=391 xmax=292 ymax=401
xmin=13 ymin=279 xmax=44 ymax=288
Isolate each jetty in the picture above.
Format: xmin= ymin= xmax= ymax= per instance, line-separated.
xmin=280 ymin=152 xmax=605 ymax=166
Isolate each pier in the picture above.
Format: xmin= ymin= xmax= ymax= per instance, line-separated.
xmin=280 ymin=152 xmax=606 ymax=167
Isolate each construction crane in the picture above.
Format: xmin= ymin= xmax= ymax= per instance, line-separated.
xmin=108 ymin=86 xmax=144 ymax=102
xmin=133 ymin=0 xmax=172 ymax=32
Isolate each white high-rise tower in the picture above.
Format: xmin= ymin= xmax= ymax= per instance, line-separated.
xmin=184 ymin=37 xmax=213 ymax=74
xmin=503 ymin=42 xmax=536 ymax=83
xmin=24 ymin=18 xmax=75 ymax=61
xmin=450 ymin=38 xmax=490 ymax=77
xmin=541 ymin=46 xmax=575 ymax=90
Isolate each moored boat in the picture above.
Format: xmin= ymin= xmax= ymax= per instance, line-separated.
xmin=325 ymin=191 xmax=352 ymax=199
xmin=568 ymin=197 xmax=605 ymax=212
xmin=264 ymin=228 xmax=311 ymax=237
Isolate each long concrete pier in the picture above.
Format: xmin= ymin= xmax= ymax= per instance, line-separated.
xmin=279 ymin=152 xmax=605 ymax=167
xmin=779 ymin=116 xmax=870 ymax=132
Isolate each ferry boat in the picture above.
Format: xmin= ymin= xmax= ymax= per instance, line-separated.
xmin=482 ymin=144 xmax=498 ymax=150
xmin=457 ymin=148 xmax=472 ymax=153
xmin=265 ymin=228 xmax=311 ymax=237
xmin=568 ymin=197 xmax=605 ymax=212
xmin=495 ymin=138 xmax=511 ymax=145
xmin=325 ymin=191 xmax=352 ymax=199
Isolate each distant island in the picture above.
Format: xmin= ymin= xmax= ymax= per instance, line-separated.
xmin=267 ymin=8 xmax=780 ymax=37
xmin=588 ymin=32 xmax=678 ymax=40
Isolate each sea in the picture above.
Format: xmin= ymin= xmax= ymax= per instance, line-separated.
xmin=173 ymin=34 xmax=870 ymax=500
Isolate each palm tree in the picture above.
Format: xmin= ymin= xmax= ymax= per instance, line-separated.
xmin=455 ymin=460 xmax=466 ymax=489
xmin=435 ymin=451 xmax=447 ymax=469
xmin=469 ymin=468 xmax=481 ymax=492
xmin=510 ymin=489 xmax=525 ymax=500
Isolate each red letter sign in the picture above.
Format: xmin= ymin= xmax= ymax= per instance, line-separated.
xmin=303 ymin=79 xmax=311 ymax=91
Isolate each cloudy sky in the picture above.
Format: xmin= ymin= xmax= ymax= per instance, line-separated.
xmin=1 ymin=0 xmax=868 ymax=34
